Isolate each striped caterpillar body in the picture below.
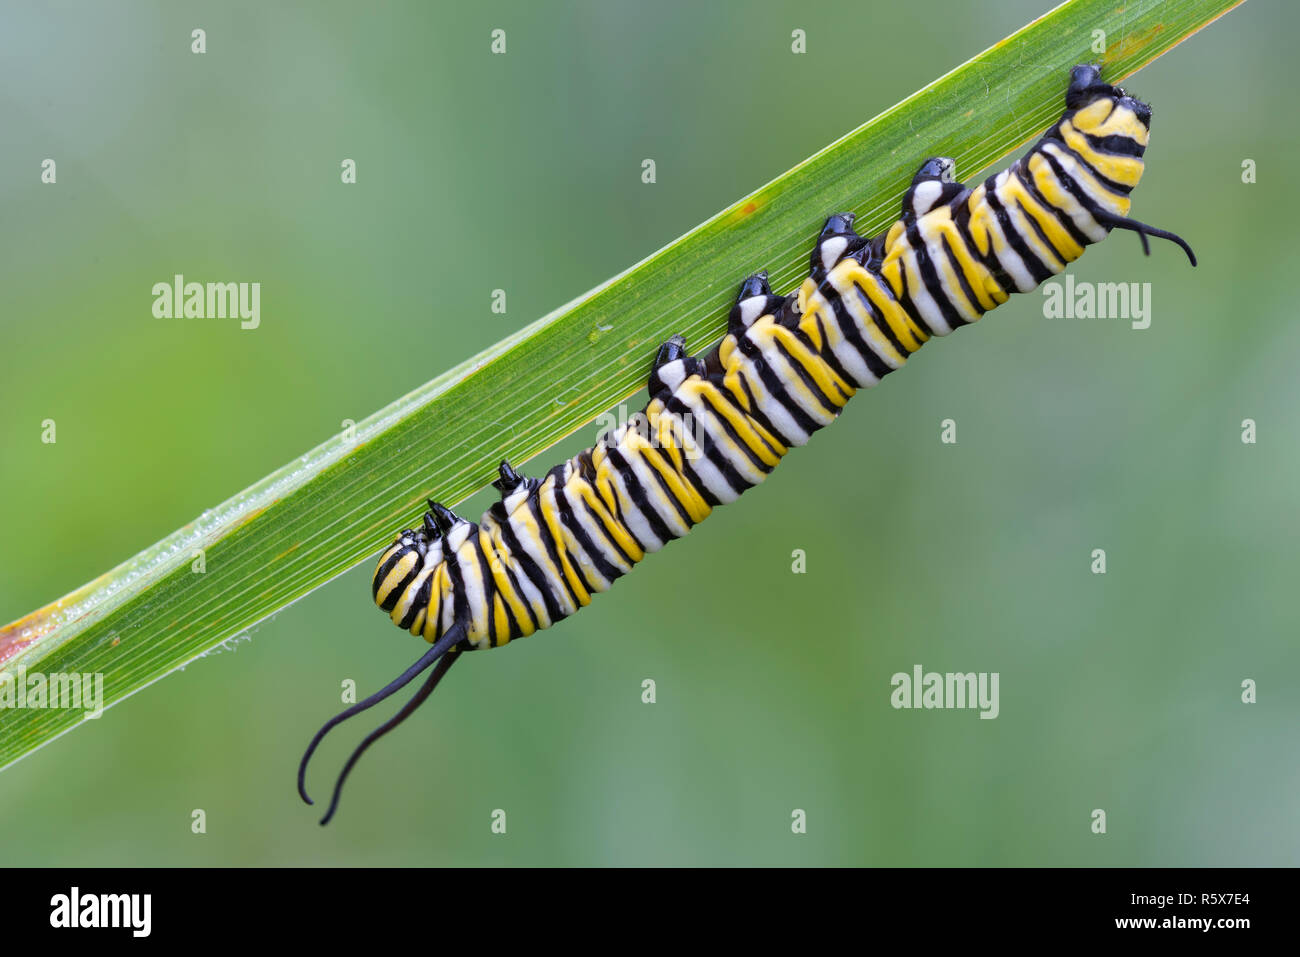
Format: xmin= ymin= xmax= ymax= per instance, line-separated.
xmin=300 ymin=65 xmax=1195 ymax=824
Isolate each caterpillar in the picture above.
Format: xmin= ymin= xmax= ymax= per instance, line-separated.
xmin=298 ymin=64 xmax=1196 ymax=824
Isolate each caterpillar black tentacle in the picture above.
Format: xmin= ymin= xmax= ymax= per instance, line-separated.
xmin=299 ymin=64 xmax=1197 ymax=822
xmin=297 ymin=621 xmax=464 ymax=824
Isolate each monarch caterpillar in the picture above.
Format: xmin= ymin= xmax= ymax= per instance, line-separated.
xmin=298 ymin=64 xmax=1196 ymax=824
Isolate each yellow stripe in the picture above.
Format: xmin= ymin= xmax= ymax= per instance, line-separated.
xmin=420 ymin=564 xmax=451 ymax=641
xmin=1072 ymin=99 xmax=1149 ymax=147
xmin=840 ymin=263 xmax=929 ymax=351
xmin=795 ymin=300 xmax=827 ymax=352
xmin=1028 ymin=153 xmax=1092 ymax=229
xmin=479 ymin=527 xmax=535 ymax=638
xmin=1040 ymin=141 xmax=1133 ymax=217
xmin=509 ymin=493 xmax=572 ymax=609
xmin=903 ymin=221 xmax=982 ymax=321
xmin=537 ymin=486 xmax=592 ymax=608
xmin=390 ymin=566 xmax=429 ymax=627
xmin=491 ymin=593 xmax=511 ymax=645
xmin=898 ymin=243 xmax=965 ymax=328
xmin=755 ymin=322 xmax=854 ymax=407
xmin=990 ymin=178 xmax=1064 ymax=271
xmin=884 ymin=220 xmax=905 ymax=252
xmin=996 ymin=173 xmax=1084 ymax=264
xmin=375 ymin=550 xmax=417 ymax=607
xmin=1060 ymin=120 xmax=1143 ymax=188
xmin=915 ymin=208 xmax=1007 ymax=311
xmin=623 ymin=429 xmax=712 ymax=523
xmin=682 ymin=377 xmax=787 ymax=464
xmin=793 ymin=277 xmax=818 ymax=318
xmin=566 ymin=468 xmax=645 ymax=563
xmin=964 ymin=185 xmax=993 ymax=257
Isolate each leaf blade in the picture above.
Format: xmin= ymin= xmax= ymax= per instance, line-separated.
xmin=0 ymin=0 xmax=1246 ymax=770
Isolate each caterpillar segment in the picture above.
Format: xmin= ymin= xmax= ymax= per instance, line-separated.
xmin=299 ymin=64 xmax=1196 ymax=823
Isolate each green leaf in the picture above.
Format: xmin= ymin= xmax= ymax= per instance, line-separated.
xmin=0 ymin=0 xmax=1245 ymax=770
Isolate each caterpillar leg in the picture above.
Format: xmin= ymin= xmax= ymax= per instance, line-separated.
xmin=902 ymin=157 xmax=966 ymax=223
xmin=424 ymin=500 xmax=463 ymax=537
xmin=728 ymin=271 xmax=783 ymax=332
xmin=297 ymin=620 xmax=466 ymax=825
xmin=811 ymin=213 xmax=868 ymax=281
xmin=648 ymin=334 xmax=705 ymax=397
xmin=492 ymin=459 xmax=539 ymax=495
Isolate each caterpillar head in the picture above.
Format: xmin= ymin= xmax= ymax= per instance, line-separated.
xmin=1061 ymin=63 xmax=1151 ymax=144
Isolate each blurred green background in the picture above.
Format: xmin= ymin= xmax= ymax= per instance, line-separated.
xmin=1 ymin=0 xmax=1293 ymax=866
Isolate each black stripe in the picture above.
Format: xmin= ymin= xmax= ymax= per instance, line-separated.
xmin=804 ymin=309 xmax=859 ymax=393
xmin=396 ymin=570 xmax=432 ymax=631
xmin=725 ymin=368 xmax=793 ymax=449
xmin=907 ymin=220 xmax=971 ymax=329
xmin=498 ymin=517 xmax=566 ymax=625
xmin=938 ymin=232 xmax=985 ymax=321
xmin=1052 ymin=139 xmax=1134 ymax=195
xmin=553 ymin=479 xmax=625 ymax=585
xmin=666 ymin=394 xmax=759 ymax=496
xmin=498 ymin=547 xmax=541 ymax=633
xmin=603 ymin=446 xmax=678 ymax=546
xmin=1085 ymin=132 xmax=1144 ymax=157
xmin=590 ymin=443 xmax=649 ymax=555
xmin=378 ymin=551 xmax=422 ymax=613
xmin=532 ymin=476 xmax=588 ymax=608
xmin=953 ymin=197 xmax=1015 ymax=296
xmin=442 ymin=544 xmax=472 ymax=637
xmin=372 ymin=548 xmax=403 ymax=602
xmin=981 ymin=180 xmax=1054 ymax=286
xmin=821 ymin=285 xmax=893 ymax=383
xmin=670 ymin=392 xmax=754 ymax=496
xmin=472 ymin=536 xmax=515 ymax=646
xmin=678 ymin=456 xmax=729 ymax=505
xmin=1012 ymin=197 xmax=1065 ymax=270
xmin=694 ymin=385 xmax=780 ymax=474
xmin=850 ymin=279 xmax=910 ymax=358
xmin=772 ymin=337 xmax=842 ymax=416
xmin=876 ymin=242 xmax=935 ymax=338
xmin=571 ymin=483 xmax=637 ymax=568
xmin=1016 ymin=161 xmax=1092 ymax=249
xmin=636 ymin=444 xmax=698 ymax=529
xmin=1039 ymin=147 xmax=1114 ymax=225
xmin=734 ymin=335 xmax=823 ymax=436
xmin=642 ymin=408 xmax=723 ymax=510
xmin=678 ymin=461 xmax=721 ymax=507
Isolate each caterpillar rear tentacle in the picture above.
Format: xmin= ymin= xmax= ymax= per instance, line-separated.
xmin=298 ymin=64 xmax=1197 ymax=823
xmin=297 ymin=622 xmax=464 ymax=825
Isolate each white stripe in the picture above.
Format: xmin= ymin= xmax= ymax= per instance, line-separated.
xmin=761 ymin=345 xmax=837 ymax=426
xmin=901 ymin=247 xmax=955 ymax=335
xmin=738 ymin=296 xmax=767 ymax=327
xmin=612 ymin=434 xmax=691 ymax=539
xmin=819 ymin=235 xmax=848 ymax=273
xmin=911 ymin=179 xmax=943 ymax=217
xmin=811 ymin=285 xmax=882 ymax=387
xmin=452 ymin=535 xmax=489 ymax=643
xmin=1042 ymin=142 xmax=1126 ymax=217
xmin=1036 ymin=144 xmax=1108 ymax=241
xmin=480 ymin=512 xmax=551 ymax=629
xmin=673 ymin=388 xmax=770 ymax=485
